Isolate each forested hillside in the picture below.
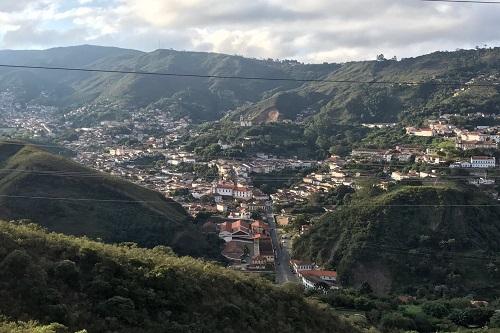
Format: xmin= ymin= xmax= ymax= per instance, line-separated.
xmin=0 ymin=142 xmax=219 ymax=258
xmin=0 ymin=221 xmax=357 ymax=333
xmin=0 ymin=45 xmax=337 ymax=124
xmin=233 ymin=48 xmax=500 ymax=125
xmin=293 ymin=185 xmax=500 ymax=297
xmin=1 ymin=46 xmax=498 ymax=127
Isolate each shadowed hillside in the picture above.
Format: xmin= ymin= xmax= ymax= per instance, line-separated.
xmin=0 ymin=221 xmax=358 ymax=333
xmin=293 ymin=185 xmax=500 ymax=296
xmin=0 ymin=142 xmax=219 ymax=258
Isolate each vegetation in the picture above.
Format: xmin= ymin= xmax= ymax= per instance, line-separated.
xmin=293 ymin=185 xmax=500 ymax=297
xmin=308 ymin=287 xmax=500 ymax=332
xmin=0 ymin=142 xmax=220 ymax=258
xmin=0 ymin=221 xmax=358 ymax=333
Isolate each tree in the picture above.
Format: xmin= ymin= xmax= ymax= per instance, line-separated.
xmin=380 ymin=312 xmax=415 ymax=331
xmin=376 ymin=54 xmax=386 ymax=62
xmin=490 ymin=311 xmax=500 ymax=328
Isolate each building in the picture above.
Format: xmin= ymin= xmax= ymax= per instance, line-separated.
xmin=456 ymin=140 xmax=497 ymax=150
xmin=218 ymin=220 xmax=253 ymax=242
xmin=351 ymin=149 xmax=391 ymax=162
xmin=233 ymin=187 xmax=253 ymax=200
xmin=406 ymin=127 xmax=435 ymax=137
xmin=254 ymin=238 xmax=274 ymax=263
xmin=221 ymin=241 xmax=245 ymax=262
xmin=290 ymin=259 xmax=314 ymax=273
xmin=212 ymin=182 xmax=255 ymax=201
xmin=298 ymin=270 xmax=339 ymax=290
xmin=213 ymin=183 xmax=234 ymax=197
xmin=251 ymin=220 xmax=270 ymax=235
xmin=470 ymin=156 xmax=496 ymax=168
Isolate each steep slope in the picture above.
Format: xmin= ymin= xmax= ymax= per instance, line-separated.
xmin=233 ymin=48 xmax=500 ymax=124
xmin=0 ymin=142 xmax=218 ymax=257
xmin=293 ymin=186 xmax=500 ymax=296
xmin=0 ymin=221 xmax=358 ymax=333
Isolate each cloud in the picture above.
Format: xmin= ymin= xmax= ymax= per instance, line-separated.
xmin=3 ymin=24 xmax=88 ymax=48
xmin=0 ymin=0 xmax=499 ymax=62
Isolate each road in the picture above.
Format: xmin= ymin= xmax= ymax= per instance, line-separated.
xmin=267 ymin=213 xmax=298 ymax=284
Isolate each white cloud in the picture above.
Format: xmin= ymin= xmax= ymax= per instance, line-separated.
xmin=0 ymin=0 xmax=499 ymax=62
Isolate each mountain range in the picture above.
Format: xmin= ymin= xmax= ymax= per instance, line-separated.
xmin=1 ymin=45 xmax=498 ymax=125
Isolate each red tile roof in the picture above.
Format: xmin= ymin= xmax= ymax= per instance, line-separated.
xmin=300 ymin=270 xmax=337 ymax=278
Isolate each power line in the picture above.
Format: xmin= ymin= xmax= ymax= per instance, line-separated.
xmin=0 ymin=194 xmax=167 ymax=204
xmin=421 ymin=0 xmax=500 ymax=4
xmin=0 ymin=63 xmax=498 ymax=87
xmin=0 ymin=193 xmax=499 ymax=207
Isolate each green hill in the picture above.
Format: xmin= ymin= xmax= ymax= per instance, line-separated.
xmin=233 ymin=48 xmax=500 ymax=125
xmin=293 ymin=185 xmax=500 ymax=297
xmin=1 ymin=45 xmax=499 ymax=126
xmin=0 ymin=45 xmax=338 ymax=124
xmin=0 ymin=142 xmax=219 ymax=258
xmin=0 ymin=221 xmax=357 ymax=333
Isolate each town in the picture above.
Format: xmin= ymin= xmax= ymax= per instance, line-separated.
xmin=2 ymin=93 xmax=500 ymax=290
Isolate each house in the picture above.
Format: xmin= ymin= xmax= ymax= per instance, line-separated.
xmin=298 ymin=270 xmax=339 ymax=290
xmin=247 ymin=255 xmax=268 ymax=270
xmin=406 ymin=127 xmax=435 ymax=137
xmin=252 ymin=189 xmax=269 ymax=201
xmin=217 ymin=220 xmax=252 ymax=242
xmin=212 ymin=182 xmax=254 ymax=200
xmin=221 ymin=241 xmax=245 ymax=262
xmin=456 ymin=140 xmax=497 ymax=150
xmin=300 ymin=225 xmax=311 ymax=235
xmin=254 ymin=238 xmax=274 ymax=263
xmin=234 ymin=187 xmax=253 ymax=200
xmin=290 ymin=259 xmax=314 ymax=273
xmin=470 ymin=156 xmax=496 ymax=168
xmin=251 ymin=220 xmax=270 ymax=235
xmin=468 ymin=178 xmax=495 ymax=186
xmin=351 ymin=149 xmax=391 ymax=162
xmin=213 ymin=183 xmax=234 ymax=197
xmin=216 ymin=203 xmax=228 ymax=212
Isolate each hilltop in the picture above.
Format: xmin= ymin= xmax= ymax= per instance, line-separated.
xmin=0 ymin=221 xmax=358 ymax=333
xmin=0 ymin=142 xmax=219 ymax=258
xmin=293 ymin=185 xmax=500 ymax=297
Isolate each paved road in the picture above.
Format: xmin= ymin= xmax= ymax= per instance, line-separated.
xmin=267 ymin=213 xmax=298 ymax=284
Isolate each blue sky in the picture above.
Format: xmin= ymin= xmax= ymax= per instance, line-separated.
xmin=0 ymin=0 xmax=499 ymax=63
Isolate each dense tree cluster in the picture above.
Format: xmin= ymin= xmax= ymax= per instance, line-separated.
xmin=0 ymin=221 xmax=358 ymax=333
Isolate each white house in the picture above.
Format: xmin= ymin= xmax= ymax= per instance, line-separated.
xmin=213 ymin=184 xmax=234 ymax=197
xmin=290 ymin=259 xmax=314 ymax=273
xmin=233 ymin=187 xmax=253 ymax=200
xmin=298 ymin=270 xmax=339 ymax=290
xmin=470 ymin=156 xmax=496 ymax=168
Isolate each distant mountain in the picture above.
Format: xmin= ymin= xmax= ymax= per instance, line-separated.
xmin=0 ymin=221 xmax=358 ymax=333
xmin=0 ymin=45 xmax=338 ymax=123
xmin=0 ymin=142 xmax=219 ymax=257
xmin=1 ymin=45 xmax=498 ymax=126
xmin=293 ymin=185 xmax=500 ymax=297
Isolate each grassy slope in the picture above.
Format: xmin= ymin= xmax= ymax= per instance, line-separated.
xmin=0 ymin=142 xmax=218 ymax=257
xmin=293 ymin=185 xmax=500 ymax=296
xmin=0 ymin=221 xmax=358 ymax=333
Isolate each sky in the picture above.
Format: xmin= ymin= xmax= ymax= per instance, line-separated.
xmin=0 ymin=0 xmax=499 ymax=63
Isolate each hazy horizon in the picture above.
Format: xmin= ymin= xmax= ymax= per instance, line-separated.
xmin=0 ymin=0 xmax=499 ymax=63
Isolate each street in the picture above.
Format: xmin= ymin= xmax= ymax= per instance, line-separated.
xmin=267 ymin=213 xmax=298 ymax=284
